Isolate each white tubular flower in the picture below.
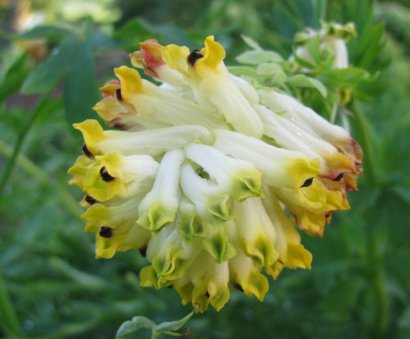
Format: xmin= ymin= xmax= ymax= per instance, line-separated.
xmin=144 ymin=224 xmax=200 ymax=284
xmin=137 ymin=150 xmax=184 ymax=231
xmin=328 ymin=38 xmax=349 ymax=69
xmin=69 ymin=33 xmax=362 ymax=312
xmin=180 ymin=164 xmax=232 ymax=223
xmin=68 ymin=153 xmax=158 ymax=202
xmin=162 ymin=36 xmax=264 ymax=137
xmin=229 ymin=250 xmax=269 ymax=301
xmin=235 ymin=198 xmax=279 ymax=268
xmin=258 ymin=89 xmax=362 ymax=179
xmin=185 ymin=143 xmax=263 ymax=200
xmin=262 ymin=187 xmax=312 ymax=278
xmin=294 ymin=22 xmax=356 ymax=69
xmin=130 ymin=39 xmax=185 ymax=86
xmin=96 ymin=66 xmax=227 ymax=130
xmin=73 ymin=119 xmax=212 ymax=157
xmin=176 ymin=197 xmax=205 ymax=240
xmin=255 ymin=104 xmax=356 ymax=178
xmin=213 ymin=129 xmax=320 ymax=188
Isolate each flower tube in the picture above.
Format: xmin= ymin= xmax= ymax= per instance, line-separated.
xmin=73 ymin=119 xmax=212 ymax=157
xmin=162 ymin=36 xmax=264 ymax=136
xmin=137 ymin=150 xmax=184 ymax=231
xmin=180 ymin=164 xmax=232 ymax=223
xmin=185 ymin=143 xmax=262 ymax=201
xmin=213 ymin=129 xmax=320 ymax=188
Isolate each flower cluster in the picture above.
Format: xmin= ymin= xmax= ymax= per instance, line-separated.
xmin=69 ymin=35 xmax=362 ymax=312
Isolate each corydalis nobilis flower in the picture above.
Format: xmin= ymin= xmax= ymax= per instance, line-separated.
xmin=69 ymin=35 xmax=362 ymax=312
xmin=294 ymin=22 xmax=356 ymax=69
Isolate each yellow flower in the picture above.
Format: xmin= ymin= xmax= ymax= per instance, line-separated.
xmin=68 ymin=35 xmax=362 ymax=312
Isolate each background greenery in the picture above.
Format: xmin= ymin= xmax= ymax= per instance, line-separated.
xmin=0 ymin=0 xmax=410 ymax=338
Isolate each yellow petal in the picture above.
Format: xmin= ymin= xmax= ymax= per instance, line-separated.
xmin=114 ymin=66 xmax=143 ymax=100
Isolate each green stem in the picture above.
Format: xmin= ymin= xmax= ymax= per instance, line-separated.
xmin=0 ymin=139 xmax=82 ymax=218
xmin=0 ymin=273 xmax=24 ymax=338
xmin=0 ymin=92 xmax=51 ymax=196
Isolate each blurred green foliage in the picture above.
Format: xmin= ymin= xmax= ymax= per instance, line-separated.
xmin=0 ymin=0 xmax=410 ymax=338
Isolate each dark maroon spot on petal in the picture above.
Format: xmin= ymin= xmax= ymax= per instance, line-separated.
xmin=115 ymin=88 xmax=123 ymax=101
xmin=99 ymin=226 xmax=113 ymax=238
xmin=333 ymin=173 xmax=344 ymax=181
xmin=139 ymin=246 xmax=147 ymax=258
xmin=233 ymin=283 xmax=244 ymax=292
xmin=82 ymin=144 xmax=93 ymax=158
xmin=301 ymin=177 xmax=313 ymax=188
xmin=187 ymin=50 xmax=204 ymax=66
xmin=100 ymin=166 xmax=115 ymax=182
xmin=85 ymin=195 xmax=97 ymax=205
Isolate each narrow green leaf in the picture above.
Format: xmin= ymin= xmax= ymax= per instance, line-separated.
xmin=153 ymin=311 xmax=194 ymax=333
xmin=228 ymin=66 xmax=260 ymax=80
xmin=21 ymin=45 xmax=68 ymax=94
xmin=236 ymin=50 xmax=283 ymax=65
xmin=286 ymin=74 xmax=327 ymax=97
xmin=0 ymin=53 xmax=30 ymax=103
xmin=241 ymin=35 xmax=263 ymax=50
xmin=18 ymin=25 xmax=71 ymax=40
xmin=63 ymin=39 xmax=99 ymax=124
xmin=116 ymin=316 xmax=156 ymax=338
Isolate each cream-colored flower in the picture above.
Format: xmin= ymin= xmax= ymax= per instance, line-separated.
xmin=69 ymin=34 xmax=362 ymax=312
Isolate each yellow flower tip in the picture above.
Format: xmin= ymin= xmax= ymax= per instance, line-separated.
xmin=323 ymin=152 xmax=356 ymax=177
xmin=114 ymin=66 xmax=143 ymax=99
xmin=343 ymin=172 xmax=359 ymax=191
xmin=246 ymin=272 xmax=269 ymax=301
xmin=198 ymin=35 xmax=226 ymax=70
xmin=174 ymin=282 xmax=194 ymax=306
xmin=99 ymin=79 xmax=120 ymax=97
xmin=162 ymin=44 xmax=190 ymax=74
xmin=96 ymin=153 xmax=122 ymax=177
xmin=72 ymin=120 xmax=106 ymax=157
xmin=286 ymin=243 xmax=312 ymax=270
xmin=95 ymin=235 xmax=117 ymax=259
xmin=193 ymin=298 xmax=209 ymax=314
xmin=131 ymin=39 xmax=166 ymax=77
xmin=267 ymin=262 xmax=284 ymax=280
xmin=244 ymin=236 xmax=279 ymax=268
xmin=208 ymin=285 xmax=230 ymax=311
xmin=286 ymin=157 xmax=321 ymax=188
xmin=140 ymin=266 xmax=159 ymax=288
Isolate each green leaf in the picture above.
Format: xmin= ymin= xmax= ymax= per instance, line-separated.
xmin=63 ymin=38 xmax=99 ymax=124
xmin=241 ymin=35 xmax=263 ymax=50
xmin=18 ymin=25 xmax=71 ymax=41
xmin=0 ymin=53 xmax=30 ymax=103
xmin=116 ymin=316 xmax=156 ymax=338
xmin=286 ymin=74 xmax=327 ymax=97
xmin=236 ymin=50 xmax=283 ymax=65
xmin=228 ymin=66 xmax=260 ymax=80
xmin=21 ymin=45 xmax=68 ymax=94
xmin=153 ymin=311 xmax=194 ymax=336
xmin=114 ymin=17 xmax=156 ymax=41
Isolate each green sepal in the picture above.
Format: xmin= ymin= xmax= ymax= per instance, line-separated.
xmin=137 ymin=202 xmax=176 ymax=231
xmin=203 ymin=228 xmax=236 ymax=263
